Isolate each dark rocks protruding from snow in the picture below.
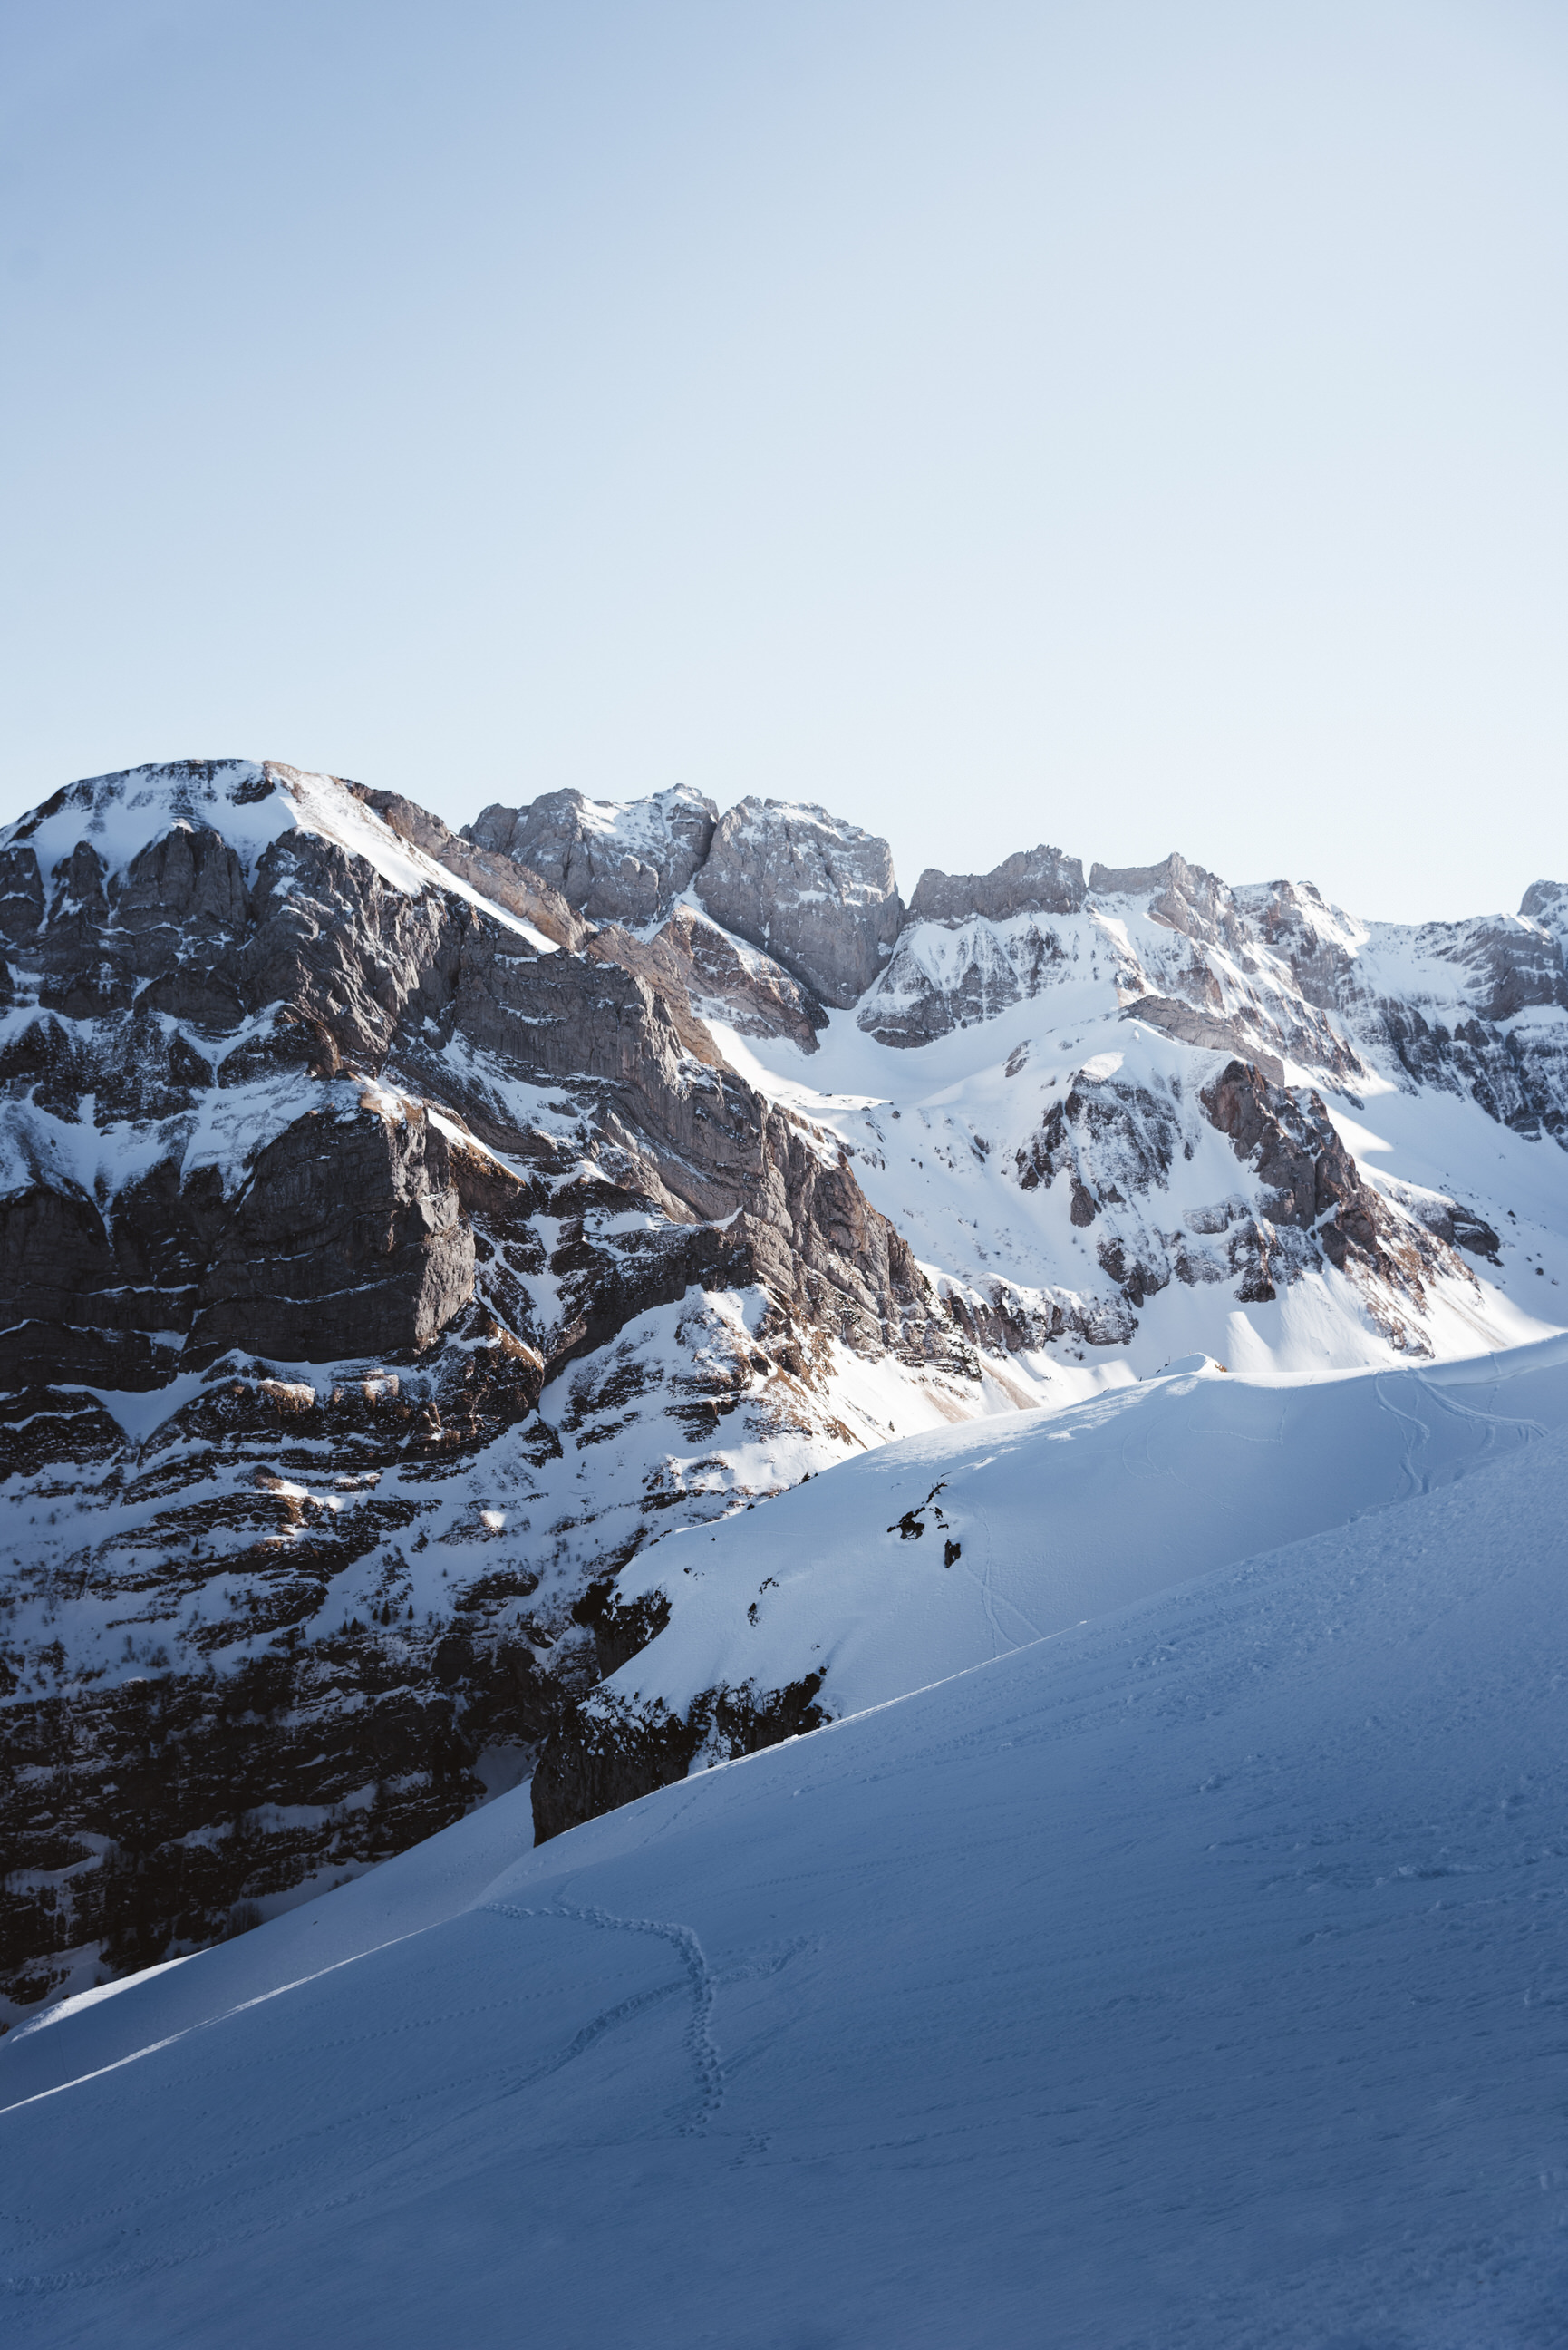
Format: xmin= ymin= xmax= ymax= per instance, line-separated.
xmin=465 ymin=784 xmax=718 ymax=926
xmin=531 ymin=1670 xmax=828 ymax=1846
xmin=1200 ymin=1059 xmax=1454 ymax=1323
xmin=0 ymin=757 xmax=973 ymax=2021
xmin=692 ymin=799 xmax=903 ymax=1009
xmin=908 ymin=845 xmax=1086 ymax=925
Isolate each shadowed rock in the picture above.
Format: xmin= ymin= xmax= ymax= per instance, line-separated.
xmin=353 ymin=786 xmax=586 ymax=948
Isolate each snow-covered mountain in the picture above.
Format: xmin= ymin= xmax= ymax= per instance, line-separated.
xmin=2 ymin=757 xmax=1565 ymax=2021
xmin=5 ymin=1335 xmax=1568 ymax=2346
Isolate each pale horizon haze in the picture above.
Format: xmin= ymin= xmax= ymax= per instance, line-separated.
xmin=3 ymin=0 xmax=1566 ymax=923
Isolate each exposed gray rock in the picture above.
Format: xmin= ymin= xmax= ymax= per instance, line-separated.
xmin=465 ymin=783 xmax=717 ymax=925
xmin=652 ymin=905 xmax=826 ymax=1053
xmin=189 ymin=1099 xmax=476 ymax=1364
xmin=859 ymin=918 xmax=1069 ymax=1046
xmin=353 ymin=786 xmax=586 ymax=949
xmin=1200 ymin=1058 xmax=1459 ymax=1335
xmin=0 ymin=844 xmax=44 ymax=939
xmin=692 ymin=798 xmax=902 ymax=1008
xmin=1246 ymin=878 xmax=1568 ymax=1141
xmin=1521 ymin=878 xmax=1568 ymax=946
xmin=0 ymin=759 xmax=972 ymax=2017
xmin=908 ymin=845 xmax=1086 ymax=925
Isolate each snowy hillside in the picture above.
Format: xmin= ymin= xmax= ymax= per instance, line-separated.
xmin=588 ymin=1335 xmax=1568 ymax=1750
xmin=5 ymin=1343 xmax=1568 ymax=2347
xmin=2 ymin=755 xmax=1565 ymax=2018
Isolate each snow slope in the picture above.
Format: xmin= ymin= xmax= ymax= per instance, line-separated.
xmin=602 ymin=1333 xmax=1568 ymax=1732
xmin=5 ymin=1353 xmax=1568 ymax=2347
xmin=713 ymin=993 xmax=1564 ymax=1385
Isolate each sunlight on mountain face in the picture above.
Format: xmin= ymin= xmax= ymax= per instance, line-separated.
xmin=2 ymin=761 xmax=1565 ymax=2345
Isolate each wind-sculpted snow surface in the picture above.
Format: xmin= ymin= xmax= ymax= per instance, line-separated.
xmin=5 ymin=1364 xmax=1568 ymax=2347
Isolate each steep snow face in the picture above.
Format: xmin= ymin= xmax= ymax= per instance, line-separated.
xmin=864 ymin=849 xmax=1568 ymax=1159
xmin=6 ymin=1375 xmax=1568 ymax=2348
xmin=2 ymin=760 xmax=295 ymax=886
xmin=716 ymin=997 xmax=1557 ymax=1390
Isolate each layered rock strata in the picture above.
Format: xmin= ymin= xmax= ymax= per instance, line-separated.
xmin=0 ymin=761 xmax=957 ymax=2020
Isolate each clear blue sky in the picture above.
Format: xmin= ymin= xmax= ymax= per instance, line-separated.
xmin=3 ymin=0 xmax=1565 ymax=919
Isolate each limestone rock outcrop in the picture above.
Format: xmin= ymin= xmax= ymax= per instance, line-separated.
xmin=2 ymin=754 xmax=1561 ymax=2024
xmin=692 ymin=798 xmax=902 ymax=1008
xmin=465 ymin=783 xmax=717 ymax=926
xmin=353 ymin=786 xmax=586 ymax=948
xmin=908 ymin=844 xmax=1086 ymax=925
xmin=0 ymin=760 xmax=962 ymax=2020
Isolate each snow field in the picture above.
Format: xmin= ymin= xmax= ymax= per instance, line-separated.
xmin=5 ymin=1374 xmax=1568 ymax=2345
xmin=606 ymin=1332 xmax=1568 ymax=1731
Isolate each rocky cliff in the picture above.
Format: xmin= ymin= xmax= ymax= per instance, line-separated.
xmin=3 ymin=757 xmax=1564 ymax=2021
xmin=0 ymin=762 xmax=956 ymax=2021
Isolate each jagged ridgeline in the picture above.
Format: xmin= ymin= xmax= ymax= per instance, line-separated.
xmin=2 ymin=758 xmax=1564 ymax=2020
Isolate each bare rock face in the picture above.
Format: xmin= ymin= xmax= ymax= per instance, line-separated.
xmin=1119 ymin=996 xmax=1285 ymax=1085
xmin=189 ymin=1100 xmax=475 ymax=1364
xmin=1199 ymin=1059 xmax=1459 ymax=1332
xmin=1521 ymin=879 xmax=1568 ymax=946
xmin=0 ymin=760 xmax=971 ymax=2019
xmin=2 ymin=758 xmax=1554 ymax=2019
xmin=864 ymin=916 xmax=1081 ymax=1046
xmin=1246 ymin=878 xmax=1568 ymax=1143
xmin=1013 ymin=1064 xmax=1185 ymax=1313
xmin=531 ymin=1671 xmax=828 ymax=1847
xmin=579 ymin=911 xmax=826 ymax=1063
xmin=692 ymin=799 xmax=903 ymax=1008
xmin=652 ymin=905 xmax=826 ymax=1053
xmin=859 ymin=845 xmax=1088 ymax=1047
xmin=465 ymin=783 xmax=717 ymax=926
xmin=909 ymin=844 xmax=1086 ymax=925
xmin=1089 ymin=851 xmax=1230 ymax=939
xmin=353 ymin=786 xmax=586 ymax=948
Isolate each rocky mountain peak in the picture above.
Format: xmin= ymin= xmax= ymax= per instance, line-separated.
xmin=463 ymin=782 xmax=718 ymax=926
xmin=1521 ymin=878 xmax=1568 ymax=945
xmin=2 ymin=753 xmax=1564 ymax=2029
xmin=692 ymin=797 xmax=902 ymax=1007
xmin=907 ymin=844 xmax=1086 ymax=925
